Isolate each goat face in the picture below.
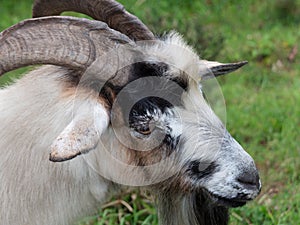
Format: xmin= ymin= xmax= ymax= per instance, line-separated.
xmin=63 ymin=35 xmax=261 ymax=208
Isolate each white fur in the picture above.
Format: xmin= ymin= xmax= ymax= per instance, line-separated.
xmin=0 ymin=66 xmax=116 ymax=224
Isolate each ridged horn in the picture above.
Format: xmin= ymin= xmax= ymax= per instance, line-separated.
xmin=0 ymin=16 xmax=131 ymax=76
xmin=32 ymin=0 xmax=155 ymax=41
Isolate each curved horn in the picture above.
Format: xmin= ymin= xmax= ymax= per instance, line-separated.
xmin=0 ymin=16 xmax=131 ymax=76
xmin=32 ymin=0 xmax=155 ymax=41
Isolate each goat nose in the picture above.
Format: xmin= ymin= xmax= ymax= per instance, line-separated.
xmin=236 ymin=170 xmax=261 ymax=190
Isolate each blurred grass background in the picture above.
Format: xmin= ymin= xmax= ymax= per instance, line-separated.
xmin=0 ymin=0 xmax=299 ymax=224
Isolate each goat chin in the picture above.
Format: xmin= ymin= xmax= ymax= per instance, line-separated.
xmin=156 ymin=190 xmax=229 ymax=225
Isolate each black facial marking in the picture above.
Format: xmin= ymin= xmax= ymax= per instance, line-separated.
xmin=131 ymin=61 xmax=188 ymax=90
xmin=129 ymin=97 xmax=171 ymax=133
xmin=117 ymin=61 xmax=186 ymax=131
xmin=131 ymin=61 xmax=169 ymax=79
xmin=188 ymin=161 xmax=219 ymax=180
xmin=164 ymin=132 xmax=181 ymax=149
xmin=171 ymin=76 xmax=188 ymax=91
xmin=130 ymin=97 xmax=172 ymax=115
xmin=129 ymin=97 xmax=180 ymax=149
xmin=106 ymin=61 xmax=186 ymax=114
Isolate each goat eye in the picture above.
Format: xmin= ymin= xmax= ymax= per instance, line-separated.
xmin=134 ymin=120 xmax=156 ymax=136
xmin=137 ymin=128 xmax=151 ymax=135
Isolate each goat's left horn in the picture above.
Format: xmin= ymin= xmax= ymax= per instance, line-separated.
xmin=32 ymin=0 xmax=155 ymax=41
xmin=200 ymin=60 xmax=248 ymax=80
xmin=0 ymin=16 xmax=131 ymax=76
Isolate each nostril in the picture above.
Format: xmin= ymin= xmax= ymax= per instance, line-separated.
xmin=237 ymin=172 xmax=260 ymax=190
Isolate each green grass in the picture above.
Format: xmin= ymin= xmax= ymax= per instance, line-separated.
xmin=76 ymin=191 xmax=158 ymax=225
xmin=1 ymin=0 xmax=300 ymax=224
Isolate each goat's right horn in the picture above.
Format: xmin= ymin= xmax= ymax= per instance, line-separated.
xmin=32 ymin=0 xmax=155 ymax=41
xmin=200 ymin=60 xmax=248 ymax=80
xmin=0 ymin=16 xmax=131 ymax=76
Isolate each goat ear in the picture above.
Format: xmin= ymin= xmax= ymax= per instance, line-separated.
xmin=49 ymin=104 xmax=109 ymax=162
xmin=200 ymin=60 xmax=248 ymax=80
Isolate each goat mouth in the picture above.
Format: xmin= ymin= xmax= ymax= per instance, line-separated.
xmin=210 ymin=193 xmax=247 ymax=208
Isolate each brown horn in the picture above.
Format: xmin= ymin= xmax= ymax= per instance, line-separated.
xmin=0 ymin=16 xmax=131 ymax=76
xmin=32 ymin=0 xmax=155 ymax=41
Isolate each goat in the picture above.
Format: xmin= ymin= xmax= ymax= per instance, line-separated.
xmin=0 ymin=0 xmax=261 ymax=224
